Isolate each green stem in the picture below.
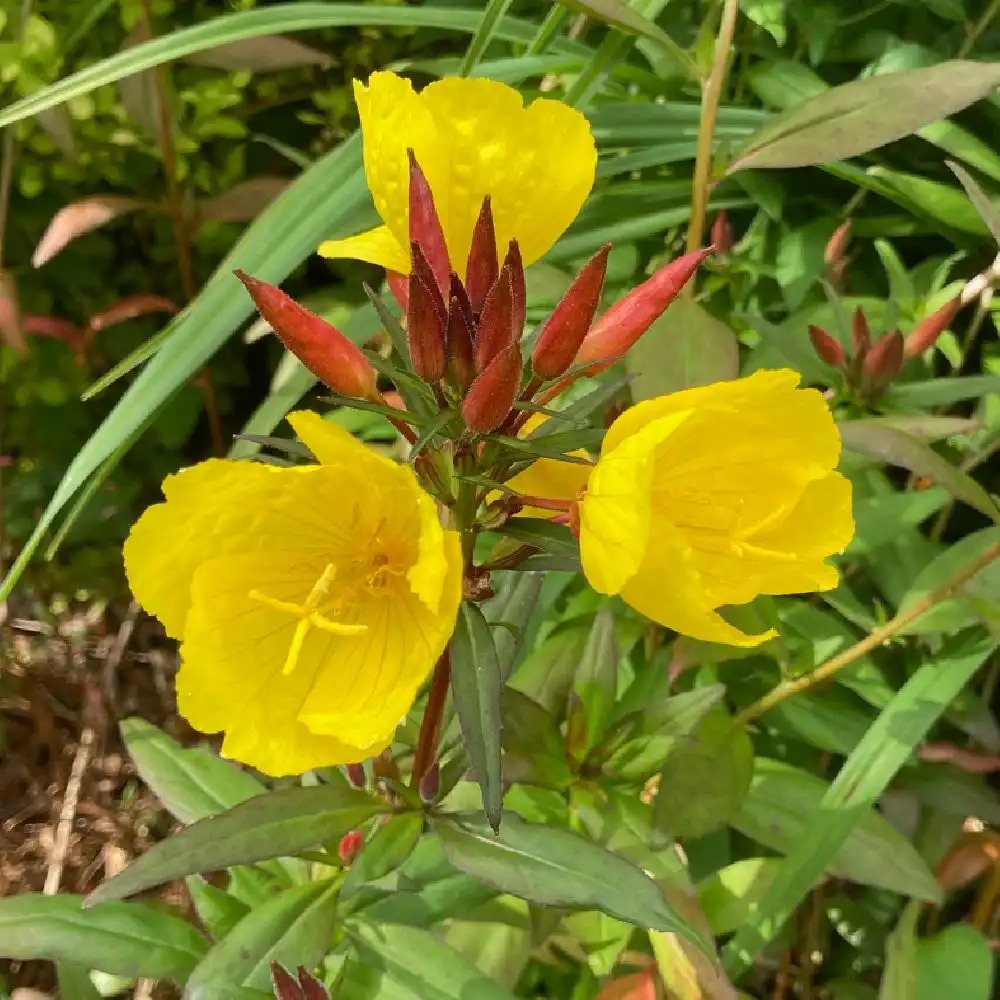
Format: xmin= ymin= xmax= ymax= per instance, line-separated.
xmin=526 ymin=4 xmax=569 ymax=55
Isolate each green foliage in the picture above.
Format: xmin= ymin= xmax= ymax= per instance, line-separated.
xmin=4 ymin=2 xmax=1000 ymax=1000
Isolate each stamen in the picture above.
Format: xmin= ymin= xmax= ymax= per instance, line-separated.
xmin=248 ymin=562 xmax=367 ymax=675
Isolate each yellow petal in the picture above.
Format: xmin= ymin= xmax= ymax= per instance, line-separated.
xmin=579 ymin=410 xmax=691 ymax=595
xmin=318 ymin=224 xmax=409 ymax=273
xmin=287 ymin=409 xmax=398 ymax=475
xmin=619 ymin=517 xmax=776 ymax=648
xmin=408 ymin=491 xmax=460 ymax=614
xmin=344 ymin=71 xmax=596 ymax=272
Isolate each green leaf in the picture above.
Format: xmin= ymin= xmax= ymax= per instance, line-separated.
xmin=740 ymin=0 xmax=787 ymax=45
xmin=185 ymin=877 xmax=251 ymax=942
xmin=626 ymin=297 xmax=739 ymax=400
xmin=87 ymin=786 xmax=387 ymax=905
xmin=493 ymin=519 xmax=579 ymax=561
xmin=654 ymin=711 xmax=754 ymax=838
xmin=697 ymin=858 xmax=782 ymax=936
xmin=0 ymin=5 xmax=569 ymax=127
xmin=501 ymin=689 xmax=575 ymax=789
xmin=184 ymin=881 xmax=339 ymax=999
xmin=57 ymin=964 xmax=104 ymax=1000
xmin=121 ymin=718 xmax=265 ymax=824
xmin=867 ymin=167 xmax=990 ymax=237
xmin=731 ymin=61 xmax=1000 ymax=171
xmin=341 ymin=813 xmax=424 ymax=899
xmin=848 ymin=415 xmax=981 ymax=442
xmin=450 ymin=603 xmax=504 ymax=832
xmin=880 ymin=903 xmax=920 ymax=1000
xmin=885 ymin=375 xmax=1000 ymax=409
xmin=0 ymin=894 xmax=207 ymax=982
xmin=839 ymin=421 xmax=999 ymax=524
xmin=433 ymin=813 xmax=706 ymax=947
xmin=483 ymin=572 xmax=544 ymax=682
xmin=948 ymin=159 xmax=1000 ymax=246
xmin=345 ymin=920 xmax=518 ymax=1000
xmin=915 ymin=924 xmax=994 ymax=1000
xmin=724 ymin=630 xmax=992 ymax=977
xmin=573 ymin=603 xmax=619 ymax=750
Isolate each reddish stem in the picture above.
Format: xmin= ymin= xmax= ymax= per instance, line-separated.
xmin=411 ymin=647 xmax=451 ymax=788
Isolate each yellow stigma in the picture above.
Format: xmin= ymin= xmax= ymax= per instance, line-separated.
xmin=249 ymin=563 xmax=367 ymax=675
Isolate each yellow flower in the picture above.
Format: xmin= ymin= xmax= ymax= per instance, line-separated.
xmin=579 ymin=370 xmax=853 ymax=647
xmin=319 ymin=71 xmax=596 ymax=275
xmin=124 ymin=412 xmax=462 ymax=776
xmin=503 ymin=413 xmax=592 ymax=519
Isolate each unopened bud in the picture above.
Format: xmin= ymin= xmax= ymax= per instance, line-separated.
xmin=414 ymin=448 xmax=457 ymax=505
xmin=504 ymin=240 xmax=526 ymax=340
xmin=407 ymin=242 xmax=447 ymax=382
xmin=532 ymin=244 xmax=610 ymax=379
xmin=863 ymin=329 xmax=904 ymax=386
xmin=295 ymin=967 xmax=330 ymax=1000
xmin=574 ymin=248 xmax=711 ymax=371
xmin=466 ymin=196 xmax=498 ymax=314
xmin=462 ymin=343 xmax=522 ymax=433
xmin=338 ymin=829 xmax=363 ymax=865
xmin=235 ymin=271 xmax=377 ymax=399
xmin=904 ymin=296 xmax=962 ymax=358
xmin=270 ymin=963 xmax=302 ymax=1000
xmin=345 ymin=762 xmax=366 ymax=789
xmin=808 ymin=324 xmax=846 ymax=368
xmin=446 ymin=289 xmax=475 ymax=389
xmin=408 ymin=150 xmax=450 ymax=296
xmin=825 ymin=219 xmax=851 ymax=270
xmin=851 ymin=307 xmax=872 ymax=359
xmin=711 ymin=211 xmax=734 ymax=255
xmin=418 ymin=757 xmax=440 ymax=804
xmin=475 ymin=268 xmax=515 ymax=372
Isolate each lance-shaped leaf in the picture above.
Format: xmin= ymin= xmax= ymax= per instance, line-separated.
xmin=433 ymin=814 xmax=708 ymax=949
xmin=341 ymin=812 xmax=424 ymax=899
xmin=948 ymin=159 xmax=1000 ymax=246
xmin=450 ymin=602 xmax=504 ymax=831
xmin=87 ymin=786 xmax=388 ymax=905
xmin=573 ymin=603 xmax=619 ymax=751
xmin=197 ymin=176 xmax=291 ymax=224
xmin=32 ymin=195 xmax=147 ymax=267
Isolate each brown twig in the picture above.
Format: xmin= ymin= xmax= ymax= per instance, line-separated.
xmin=410 ymin=646 xmax=451 ymax=788
xmin=44 ymin=725 xmax=94 ymax=894
xmin=735 ymin=540 xmax=1000 ymax=727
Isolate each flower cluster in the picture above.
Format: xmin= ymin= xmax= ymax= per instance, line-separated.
xmin=125 ymin=72 xmax=853 ymax=777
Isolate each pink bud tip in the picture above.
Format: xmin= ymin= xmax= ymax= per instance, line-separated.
xmin=711 ymin=212 xmax=734 ymax=255
xmin=407 ymin=242 xmax=447 ymax=383
xmin=466 ymin=196 xmax=498 ymax=314
xmin=418 ymin=758 xmax=440 ymax=804
xmin=337 ymin=829 xmax=363 ymax=865
xmin=532 ymin=245 xmax=611 ymax=379
xmin=462 ymin=343 xmax=523 ymax=433
xmin=235 ymin=271 xmax=377 ymax=400
xmin=808 ymin=324 xmax=846 ymax=368
xmin=904 ymin=296 xmax=962 ymax=358
xmin=408 ymin=150 xmax=450 ymax=297
xmin=863 ymin=329 xmax=904 ymax=385
xmin=825 ymin=219 xmax=852 ymax=267
xmin=573 ymin=247 xmax=711 ymax=371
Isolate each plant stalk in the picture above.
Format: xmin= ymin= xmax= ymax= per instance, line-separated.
xmin=734 ymin=540 xmax=1000 ymax=728
xmin=410 ymin=646 xmax=452 ymax=788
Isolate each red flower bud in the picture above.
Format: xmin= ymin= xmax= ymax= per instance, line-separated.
xmin=387 ymin=270 xmax=408 ymax=312
xmin=863 ymin=329 xmax=904 ymax=386
xmin=851 ymin=307 xmax=871 ymax=359
xmin=235 ymin=271 xmax=377 ymax=399
xmin=904 ymin=295 xmax=962 ymax=358
xmin=532 ymin=244 xmax=610 ymax=379
xmin=825 ymin=219 xmax=851 ymax=269
xmin=345 ymin=762 xmax=366 ymax=789
xmin=808 ymin=324 xmax=846 ymax=368
xmin=711 ymin=211 xmax=734 ymax=255
xmin=475 ymin=268 xmax=515 ymax=372
xmin=407 ymin=242 xmax=447 ymax=382
xmin=503 ymin=239 xmax=526 ymax=340
xmin=465 ymin=196 xmax=498 ymax=314
xmin=446 ymin=289 xmax=475 ymax=389
xmin=418 ymin=757 xmax=440 ymax=804
xmin=462 ymin=342 xmax=522 ymax=433
xmin=574 ymin=248 xmax=711 ymax=371
xmin=338 ymin=829 xmax=363 ymax=865
xmin=408 ymin=150 xmax=450 ymax=297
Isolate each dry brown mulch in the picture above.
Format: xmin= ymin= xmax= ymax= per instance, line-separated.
xmin=1 ymin=591 xmax=193 ymax=994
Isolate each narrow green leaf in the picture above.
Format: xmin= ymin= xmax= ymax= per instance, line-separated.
xmin=184 ymin=881 xmax=339 ymax=999
xmin=724 ymin=630 xmax=992 ymax=976
xmin=886 ymin=375 xmax=1000 ymax=409
xmin=731 ymin=61 xmax=1000 ymax=171
xmin=626 ymin=297 xmax=739 ymax=400
xmin=433 ymin=813 xmax=707 ymax=948
xmin=459 ymin=0 xmax=515 ymax=76
xmin=341 ymin=813 xmax=424 ymax=899
xmin=345 ymin=920 xmax=518 ymax=1000
xmin=186 ymin=876 xmax=251 ymax=941
xmin=87 ymin=786 xmax=387 ymax=906
xmin=879 ymin=902 xmax=920 ymax=1000
xmin=0 ymin=895 xmax=207 ymax=982
xmin=57 ymin=964 xmax=104 ymax=1000
xmin=483 ymin=572 xmax=544 ymax=682
xmin=948 ymin=159 xmax=1000 ymax=246
xmin=839 ymin=421 xmax=999 ymax=524
xmin=849 ymin=415 xmax=981 ymax=442
xmin=574 ymin=603 xmax=619 ymax=750
xmin=121 ymin=718 xmax=265 ymax=824
xmin=450 ymin=603 xmax=504 ymax=831
xmin=493 ymin=519 xmax=579 ymax=560
xmin=696 ymin=858 xmax=782 ymax=937
xmin=868 ymin=167 xmax=990 ymax=237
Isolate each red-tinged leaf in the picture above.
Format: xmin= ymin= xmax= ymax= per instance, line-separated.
xmin=463 ymin=343 xmax=522 ymax=434
xmin=918 ymin=742 xmax=1000 ymax=775
xmin=182 ymin=35 xmax=331 ymax=71
xmin=904 ymin=296 xmax=963 ymax=358
xmin=475 ymin=269 xmax=515 ymax=372
xmin=32 ymin=196 xmax=146 ymax=268
xmin=408 ymin=150 xmax=450 ymax=296
xmin=198 ymin=177 xmax=290 ymax=224
xmin=87 ymin=295 xmax=179 ymax=335
xmin=594 ymin=970 xmax=657 ymax=1000
xmin=466 ymin=196 xmax=498 ymax=314
xmin=532 ymin=245 xmax=610 ymax=378
xmin=22 ymin=315 xmax=84 ymax=352
xmin=0 ymin=271 xmax=25 ymax=352
xmin=935 ymin=832 xmax=1000 ymax=892
xmin=576 ymin=248 xmax=711 ymax=371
